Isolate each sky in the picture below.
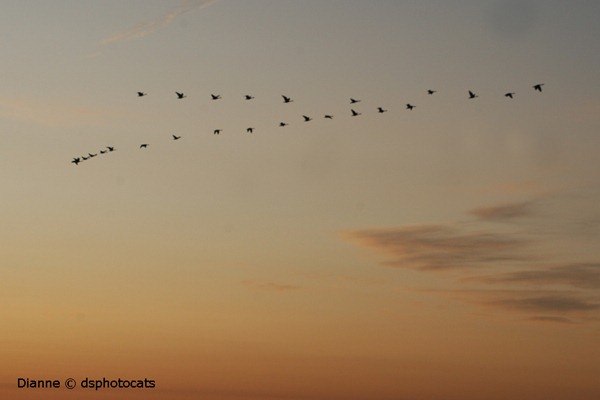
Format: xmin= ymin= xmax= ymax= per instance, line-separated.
xmin=1 ymin=1 xmax=599 ymax=399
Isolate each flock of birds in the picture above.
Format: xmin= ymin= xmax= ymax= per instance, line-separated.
xmin=70 ymin=83 xmax=545 ymax=166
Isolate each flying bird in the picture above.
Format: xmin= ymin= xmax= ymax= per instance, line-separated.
xmin=282 ymin=95 xmax=293 ymax=103
xmin=213 ymin=129 xmax=222 ymax=135
xmin=406 ymin=104 xmax=415 ymax=110
xmin=137 ymin=92 xmax=147 ymax=97
xmin=351 ymin=109 xmax=361 ymax=116
xmin=324 ymin=114 xmax=334 ymax=119
xmin=377 ymin=107 xmax=387 ymax=113
xmin=81 ymin=156 xmax=89 ymax=161
xmin=505 ymin=92 xmax=515 ymax=99
xmin=71 ymin=157 xmax=81 ymax=165
xmin=468 ymin=90 xmax=478 ymax=99
xmin=246 ymin=127 xmax=254 ymax=133
xmin=279 ymin=122 xmax=288 ymax=127
xmin=176 ymin=92 xmax=187 ymax=99
xmin=107 ymin=146 xmax=115 ymax=152
xmin=140 ymin=144 xmax=149 ymax=148
xmin=88 ymin=153 xmax=97 ymax=158
xmin=172 ymin=134 xmax=181 ymax=140
xmin=302 ymin=115 xmax=312 ymax=122
xmin=244 ymin=95 xmax=254 ymax=100
xmin=99 ymin=150 xmax=107 ymax=154
xmin=533 ymin=83 xmax=544 ymax=92
xmin=211 ymin=94 xmax=221 ymax=100
xmin=427 ymin=90 xmax=437 ymax=95
xmin=350 ymin=98 xmax=361 ymax=104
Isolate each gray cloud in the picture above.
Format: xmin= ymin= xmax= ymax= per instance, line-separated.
xmin=469 ymin=263 xmax=600 ymax=290
xmin=469 ymin=200 xmax=535 ymax=222
xmin=344 ymin=224 xmax=533 ymax=271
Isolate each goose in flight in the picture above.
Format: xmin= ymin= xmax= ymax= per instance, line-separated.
xmin=81 ymin=156 xmax=89 ymax=161
xmin=72 ymin=157 xmax=81 ymax=165
xmin=468 ymin=90 xmax=478 ymax=99
xmin=211 ymin=94 xmax=221 ymax=100
xmin=351 ymin=109 xmax=361 ymax=116
xmin=350 ymin=98 xmax=361 ymax=104
xmin=137 ymin=92 xmax=147 ymax=97
xmin=99 ymin=150 xmax=107 ymax=154
xmin=140 ymin=143 xmax=149 ymax=148
xmin=427 ymin=89 xmax=437 ymax=95
xmin=244 ymin=95 xmax=254 ymax=100
xmin=282 ymin=95 xmax=293 ymax=103
xmin=324 ymin=114 xmax=333 ymax=119
xmin=377 ymin=107 xmax=387 ymax=113
xmin=176 ymin=92 xmax=187 ymax=99
xmin=107 ymin=146 xmax=115 ymax=152
xmin=246 ymin=127 xmax=254 ymax=133
xmin=172 ymin=134 xmax=181 ymax=140
xmin=279 ymin=122 xmax=288 ymax=127
xmin=213 ymin=129 xmax=222 ymax=135
xmin=505 ymin=92 xmax=515 ymax=99
xmin=406 ymin=104 xmax=415 ymax=110
xmin=88 ymin=153 xmax=97 ymax=158
xmin=533 ymin=83 xmax=544 ymax=92
xmin=303 ymin=115 xmax=312 ymax=122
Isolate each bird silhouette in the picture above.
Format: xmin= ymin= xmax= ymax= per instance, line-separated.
xmin=377 ymin=107 xmax=387 ymax=113
xmin=176 ymin=92 xmax=187 ymax=99
xmin=533 ymin=83 xmax=544 ymax=92
xmin=137 ymin=92 xmax=147 ymax=97
xmin=350 ymin=98 xmax=361 ymax=104
xmin=324 ymin=114 xmax=334 ymax=119
xmin=244 ymin=95 xmax=254 ymax=100
xmin=468 ymin=90 xmax=478 ymax=99
xmin=302 ymin=115 xmax=312 ymax=122
xmin=88 ymin=153 xmax=97 ymax=158
xmin=505 ymin=92 xmax=515 ymax=99
xmin=279 ymin=122 xmax=288 ymax=127
xmin=140 ymin=144 xmax=149 ymax=148
xmin=282 ymin=95 xmax=293 ymax=103
xmin=99 ymin=150 xmax=107 ymax=154
xmin=406 ymin=104 xmax=415 ymax=110
xmin=351 ymin=109 xmax=361 ymax=116
xmin=72 ymin=157 xmax=81 ymax=165
xmin=172 ymin=135 xmax=181 ymax=140
xmin=81 ymin=156 xmax=89 ymax=161
xmin=213 ymin=129 xmax=222 ymax=135
xmin=107 ymin=146 xmax=115 ymax=152
xmin=247 ymin=127 xmax=254 ymax=133
xmin=211 ymin=94 xmax=221 ymax=100
xmin=427 ymin=90 xmax=437 ymax=95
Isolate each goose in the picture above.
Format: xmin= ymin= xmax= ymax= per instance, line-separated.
xmin=140 ymin=144 xmax=149 ymax=148
xmin=377 ymin=107 xmax=387 ymax=113
xmin=533 ymin=83 xmax=544 ymax=92
xmin=172 ymin=134 xmax=181 ymax=140
xmin=107 ymin=146 xmax=115 ymax=152
xmin=427 ymin=90 xmax=437 ymax=95
xmin=71 ymin=157 xmax=81 ymax=165
xmin=137 ymin=92 xmax=147 ymax=97
xmin=350 ymin=98 xmax=361 ymax=104
xmin=213 ymin=129 xmax=222 ymax=135
xmin=468 ymin=90 xmax=478 ymax=99
xmin=88 ymin=153 xmax=97 ymax=157
xmin=211 ymin=94 xmax=221 ymax=100
xmin=302 ymin=115 xmax=312 ymax=122
xmin=282 ymin=95 xmax=293 ymax=103
xmin=246 ymin=127 xmax=254 ymax=133
xmin=99 ymin=150 xmax=107 ymax=154
xmin=176 ymin=92 xmax=187 ymax=99
xmin=279 ymin=122 xmax=288 ymax=127
xmin=244 ymin=95 xmax=254 ymax=100
xmin=505 ymin=92 xmax=515 ymax=99
xmin=351 ymin=109 xmax=361 ymax=116
xmin=406 ymin=104 xmax=415 ymax=110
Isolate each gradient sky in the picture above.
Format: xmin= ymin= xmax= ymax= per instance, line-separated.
xmin=1 ymin=1 xmax=599 ymax=399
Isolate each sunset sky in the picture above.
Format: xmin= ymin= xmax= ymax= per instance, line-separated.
xmin=1 ymin=1 xmax=599 ymax=399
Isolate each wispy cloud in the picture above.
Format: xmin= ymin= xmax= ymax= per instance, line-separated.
xmin=343 ymin=224 xmax=533 ymax=271
xmin=99 ymin=0 xmax=219 ymax=46
xmin=469 ymin=200 xmax=536 ymax=222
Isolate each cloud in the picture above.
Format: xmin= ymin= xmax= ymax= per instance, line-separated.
xmin=469 ymin=263 xmax=600 ymax=290
xmin=343 ymin=224 xmax=533 ymax=271
xmin=100 ymin=0 xmax=219 ymax=46
xmin=486 ymin=294 xmax=600 ymax=313
xmin=469 ymin=200 xmax=535 ymax=222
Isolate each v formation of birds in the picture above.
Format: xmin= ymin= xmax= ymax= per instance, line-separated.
xmin=71 ymin=84 xmax=545 ymax=166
